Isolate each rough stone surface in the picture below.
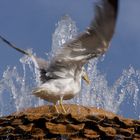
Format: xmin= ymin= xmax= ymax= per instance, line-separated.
xmin=0 ymin=104 xmax=140 ymax=139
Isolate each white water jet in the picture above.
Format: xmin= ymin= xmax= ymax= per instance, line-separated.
xmin=0 ymin=15 xmax=140 ymax=119
xmin=52 ymin=15 xmax=78 ymax=54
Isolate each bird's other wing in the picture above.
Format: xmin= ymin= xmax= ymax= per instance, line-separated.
xmin=0 ymin=35 xmax=48 ymax=83
xmin=54 ymin=0 xmax=118 ymax=64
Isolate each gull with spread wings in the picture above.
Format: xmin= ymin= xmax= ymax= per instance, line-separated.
xmin=0 ymin=0 xmax=118 ymax=113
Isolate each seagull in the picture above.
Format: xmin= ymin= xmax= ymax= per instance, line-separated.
xmin=0 ymin=0 xmax=118 ymax=113
xmin=0 ymin=35 xmax=90 ymax=113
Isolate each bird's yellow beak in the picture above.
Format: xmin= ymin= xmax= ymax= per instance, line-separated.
xmin=82 ymin=73 xmax=90 ymax=84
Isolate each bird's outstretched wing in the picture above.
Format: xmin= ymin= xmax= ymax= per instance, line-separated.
xmin=54 ymin=0 xmax=118 ymax=64
xmin=0 ymin=0 xmax=118 ymax=82
xmin=0 ymin=35 xmax=48 ymax=83
xmin=45 ymin=0 xmax=118 ymax=79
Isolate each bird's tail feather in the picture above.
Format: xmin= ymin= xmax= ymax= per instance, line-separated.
xmin=32 ymin=87 xmax=48 ymax=99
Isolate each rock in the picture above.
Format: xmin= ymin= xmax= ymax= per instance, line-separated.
xmin=0 ymin=104 xmax=140 ymax=139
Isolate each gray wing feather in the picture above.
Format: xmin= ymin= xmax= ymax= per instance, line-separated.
xmin=45 ymin=0 xmax=118 ymax=81
xmin=54 ymin=0 xmax=118 ymax=63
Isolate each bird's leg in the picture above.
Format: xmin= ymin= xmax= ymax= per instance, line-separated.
xmin=54 ymin=103 xmax=59 ymax=113
xmin=59 ymin=97 xmax=66 ymax=114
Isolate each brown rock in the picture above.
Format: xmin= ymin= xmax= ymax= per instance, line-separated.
xmin=84 ymin=129 xmax=99 ymax=139
xmin=0 ymin=104 xmax=140 ymax=139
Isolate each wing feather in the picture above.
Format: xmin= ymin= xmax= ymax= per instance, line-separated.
xmin=0 ymin=35 xmax=48 ymax=83
xmin=46 ymin=0 xmax=118 ymax=76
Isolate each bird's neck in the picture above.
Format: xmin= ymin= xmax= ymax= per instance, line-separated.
xmin=74 ymin=68 xmax=82 ymax=85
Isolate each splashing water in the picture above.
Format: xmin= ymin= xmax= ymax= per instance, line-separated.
xmin=0 ymin=49 xmax=44 ymax=116
xmin=52 ymin=15 xmax=78 ymax=54
xmin=0 ymin=15 xmax=140 ymax=119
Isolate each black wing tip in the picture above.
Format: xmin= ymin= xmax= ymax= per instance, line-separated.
xmin=108 ymin=0 xmax=118 ymax=7
xmin=108 ymin=0 xmax=119 ymax=15
xmin=93 ymin=0 xmax=119 ymax=18
xmin=0 ymin=34 xmax=30 ymax=56
xmin=0 ymin=35 xmax=9 ymax=44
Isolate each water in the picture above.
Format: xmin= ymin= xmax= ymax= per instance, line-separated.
xmin=0 ymin=15 xmax=140 ymax=119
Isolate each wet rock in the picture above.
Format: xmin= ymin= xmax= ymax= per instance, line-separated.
xmin=0 ymin=104 xmax=140 ymax=139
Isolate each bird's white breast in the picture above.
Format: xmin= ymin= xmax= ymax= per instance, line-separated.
xmin=33 ymin=77 xmax=81 ymax=103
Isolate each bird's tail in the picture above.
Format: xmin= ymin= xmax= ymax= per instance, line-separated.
xmin=0 ymin=35 xmax=31 ymax=57
xmin=32 ymin=86 xmax=48 ymax=100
